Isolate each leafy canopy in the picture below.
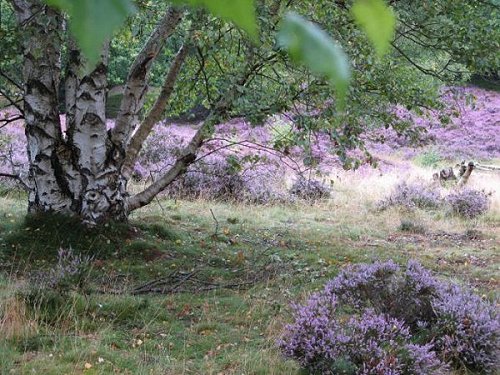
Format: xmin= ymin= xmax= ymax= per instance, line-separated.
xmin=170 ymin=0 xmax=258 ymax=41
xmin=351 ymin=0 xmax=395 ymax=57
xmin=278 ymin=12 xmax=351 ymax=108
xmin=43 ymin=0 xmax=395 ymax=101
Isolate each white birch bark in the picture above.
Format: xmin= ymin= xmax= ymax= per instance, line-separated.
xmin=12 ymin=0 xmax=72 ymax=213
xmin=122 ymin=41 xmax=190 ymax=179
xmin=110 ymin=7 xmax=183 ymax=150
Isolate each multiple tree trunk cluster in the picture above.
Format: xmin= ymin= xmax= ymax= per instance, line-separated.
xmin=8 ymin=1 xmax=261 ymax=225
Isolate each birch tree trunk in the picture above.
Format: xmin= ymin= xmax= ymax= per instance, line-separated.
xmin=13 ymin=0 xmax=128 ymax=224
xmin=11 ymin=1 xmax=263 ymax=226
xmin=13 ymin=0 xmax=72 ymax=213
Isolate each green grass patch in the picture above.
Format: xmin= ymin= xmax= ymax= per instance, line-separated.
xmin=0 ymin=194 xmax=498 ymax=374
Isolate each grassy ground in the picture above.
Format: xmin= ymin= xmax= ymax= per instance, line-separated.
xmin=0 ymin=165 xmax=499 ymax=374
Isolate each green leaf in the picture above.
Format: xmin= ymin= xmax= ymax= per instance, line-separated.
xmin=351 ymin=0 xmax=395 ymax=57
xmin=45 ymin=0 xmax=136 ymax=66
xmin=171 ymin=0 xmax=258 ymax=41
xmin=278 ymin=13 xmax=351 ymax=108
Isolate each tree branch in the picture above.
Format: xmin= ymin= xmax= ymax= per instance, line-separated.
xmin=111 ymin=6 xmax=183 ymax=149
xmin=0 ymin=172 xmax=30 ymax=190
xmin=391 ymin=43 xmax=444 ymax=80
xmin=0 ymin=70 xmax=23 ymax=91
xmin=128 ymin=53 xmax=276 ymax=211
xmin=122 ymin=37 xmax=192 ymax=178
xmin=127 ymin=114 xmax=215 ymax=211
xmin=0 ymin=115 xmax=23 ymax=129
xmin=0 ymin=87 xmax=24 ymax=115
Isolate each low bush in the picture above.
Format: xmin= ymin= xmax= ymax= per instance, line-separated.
xmin=164 ymin=155 xmax=289 ymax=204
xmin=279 ymin=292 xmax=447 ymax=374
xmin=29 ymin=248 xmax=93 ymax=294
xmin=21 ymin=248 xmax=93 ymax=325
xmin=398 ymin=219 xmax=426 ymax=234
xmin=378 ymin=182 xmax=442 ymax=211
xmin=289 ymin=178 xmax=331 ymax=202
xmin=281 ymin=260 xmax=499 ymax=373
xmin=445 ymin=188 xmax=490 ymax=219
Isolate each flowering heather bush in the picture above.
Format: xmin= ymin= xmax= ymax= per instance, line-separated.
xmin=163 ymin=154 xmax=289 ymax=204
xmin=164 ymin=156 xmax=247 ymax=201
xmin=289 ymin=177 xmax=331 ymax=202
xmin=323 ymin=260 xmax=500 ymax=372
xmin=1 ymin=86 xmax=498 ymax=197
xmin=0 ymin=115 xmax=28 ymax=188
xmin=366 ymin=87 xmax=500 ymax=161
xmin=279 ymin=292 xmax=447 ymax=374
xmin=134 ymin=121 xmax=292 ymax=204
xmin=445 ymin=188 xmax=490 ymax=219
xmin=378 ymin=182 xmax=442 ymax=211
xmin=432 ymin=283 xmax=500 ymax=372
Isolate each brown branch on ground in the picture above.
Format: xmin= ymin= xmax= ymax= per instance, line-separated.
xmin=130 ymin=263 xmax=281 ymax=295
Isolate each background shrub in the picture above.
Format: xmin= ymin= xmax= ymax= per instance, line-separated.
xmin=378 ymin=182 xmax=442 ymax=211
xmin=445 ymin=188 xmax=490 ymax=219
xmin=289 ymin=178 xmax=331 ymax=202
xmin=164 ymin=155 xmax=289 ymax=204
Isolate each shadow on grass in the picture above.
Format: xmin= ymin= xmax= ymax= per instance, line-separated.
xmin=0 ymin=212 xmax=180 ymax=265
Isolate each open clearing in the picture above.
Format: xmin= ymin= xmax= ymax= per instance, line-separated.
xmin=1 ymin=162 xmax=498 ymax=374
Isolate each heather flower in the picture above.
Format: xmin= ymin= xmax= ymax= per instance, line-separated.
xmin=432 ymin=284 xmax=500 ymax=372
xmin=324 ymin=260 xmax=401 ymax=311
xmin=279 ymin=293 xmax=447 ymax=374
xmin=289 ymin=177 xmax=332 ymax=202
xmin=378 ymin=182 xmax=442 ymax=211
xmin=323 ymin=260 xmax=500 ymax=372
xmin=365 ymin=87 xmax=500 ymax=161
xmin=445 ymin=188 xmax=490 ymax=219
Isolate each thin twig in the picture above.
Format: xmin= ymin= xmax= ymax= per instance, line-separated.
xmin=210 ymin=208 xmax=219 ymax=238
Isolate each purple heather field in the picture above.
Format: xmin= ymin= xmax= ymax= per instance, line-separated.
xmin=1 ymin=86 xmax=499 ymax=186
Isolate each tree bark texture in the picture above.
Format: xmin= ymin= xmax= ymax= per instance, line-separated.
xmin=12 ymin=0 xmax=71 ymax=213
xmin=11 ymin=1 xmax=263 ymax=225
xmin=13 ymin=0 xmax=128 ymax=224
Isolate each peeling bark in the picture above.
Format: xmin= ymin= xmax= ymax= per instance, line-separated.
xmin=14 ymin=1 xmax=128 ymax=224
xmin=64 ymin=36 xmax=80 ymax=136
xmin=65 ymin=42 xmax=128 ymax=224
xmin=13 ymin=0 xmax=72 ymax=213
xmin=11 ymin=1 xmax=271 ymax=225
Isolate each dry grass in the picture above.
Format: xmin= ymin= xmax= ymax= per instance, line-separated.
xmin=0 ymin=295 xmax=37 ymax=340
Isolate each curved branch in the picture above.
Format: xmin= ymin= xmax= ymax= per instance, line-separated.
xmin=111 ymin=7 xmax=183 ymax=149
xmin=0 ymin=173 xmax=30 ymax=190
xmin=0 ymin=115 xmax=24 ymax=129
xmin=391 ymin=43 xmax=444 ymax=81
xmin=128 ymin=115 xmax=215 ymax=211
xmin=0 ymin=87 xmax=24 ymax=115
xmin=128 ymin=52 xmax=277 ymax=211
xmin=122 ymin=38 xmax=191 ymax=178
xmin=0 ymin=70 xmax=24 ymax=91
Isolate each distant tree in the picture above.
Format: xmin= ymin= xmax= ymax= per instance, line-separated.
xmin=0 ymin=0 xmax=497 ymax=225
